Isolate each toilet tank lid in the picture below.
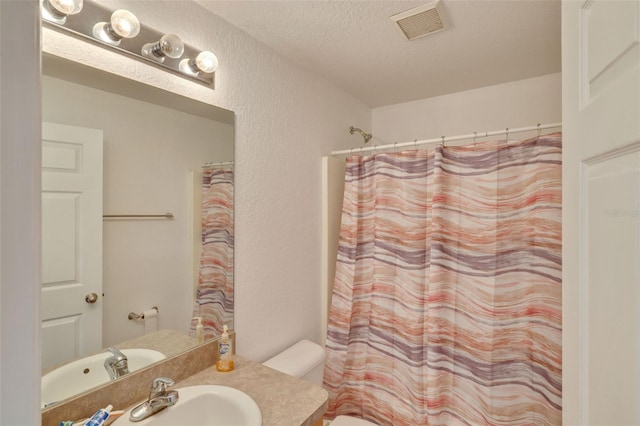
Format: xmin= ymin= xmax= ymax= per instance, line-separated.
xmin=263 ymin=339 xmax=326 ymax=378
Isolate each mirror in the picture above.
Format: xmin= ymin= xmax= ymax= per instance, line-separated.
xmin=41 ymin=53 xmax=234 ymax=408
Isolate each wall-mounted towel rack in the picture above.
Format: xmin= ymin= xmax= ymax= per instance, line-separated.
xmin=103 ymin=213 xmax=174 ymax=219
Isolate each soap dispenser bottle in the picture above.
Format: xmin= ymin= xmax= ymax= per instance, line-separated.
xmin=195 ymin=317 xmax=204 ymax=344
xmin=216 ymin=324 xmax=234 ymax=372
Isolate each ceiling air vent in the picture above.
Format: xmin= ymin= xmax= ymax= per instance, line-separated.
xmin=390 ymin=0 xmax=450 ymax=41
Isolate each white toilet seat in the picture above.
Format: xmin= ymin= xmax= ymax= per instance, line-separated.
xmin=261 ymin=340 xmax=377 ymax=426
xmin=330 ymin=415 xmax=378 ymax=426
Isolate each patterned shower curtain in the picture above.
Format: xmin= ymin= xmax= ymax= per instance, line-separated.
xmin=323 ymin=134 xmax=562 ymax=426
xmin=190 ymin=166 xmax=234 ymax=339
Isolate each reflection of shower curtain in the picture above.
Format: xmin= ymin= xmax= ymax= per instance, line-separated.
xmin=190 ymin=166 xmax=234 ymax=339
xmin=323 ymin=134 xmax=562 ymax=425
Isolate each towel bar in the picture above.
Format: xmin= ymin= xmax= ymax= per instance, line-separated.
xmin=104 ymin=213 xmax=174 ymax=219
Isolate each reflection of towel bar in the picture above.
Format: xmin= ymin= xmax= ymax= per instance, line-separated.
xmin=104 ymin=213 xmax=174 ymax=219
xmin=128 ymin=306 xmax=158 ymax=320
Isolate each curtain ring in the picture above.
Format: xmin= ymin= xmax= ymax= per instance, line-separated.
xmin=505 ymin=128 xmax=509 ymax=142
xmin=441 ymin=136 xmax=445 ymax=147
xmin=537 ymin=123 xmax=542 ymax=137
xmin=394 ymin=142 xmax=398 ymax=152
xmin=414 ymin=139 xmax=418 ymax=148
xmin=473 ymin=131 xmax=477 ymax=146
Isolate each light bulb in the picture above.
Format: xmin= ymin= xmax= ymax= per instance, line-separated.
xmin=92 ymin=9 xmax=140 ymax=46
xmin=195 ymin=51 xmax=218 ymax=73
xmin=179 ymin=51 xmax=218 ymax=76
xmin=42 ymin=0 xmax=83 ymax=24
xmin=49 ymin=0 xmax=82 ymax=15
xmin=141 ymin=34 xmax=185 ymax=63
xmin=110 ymin=10 xmax=140 ymax=39
xmin=158 ymin=34 xmax=185 ymax=59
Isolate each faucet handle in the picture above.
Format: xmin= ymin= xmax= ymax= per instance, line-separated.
xmin=107 ymin=347 xmax=127 ymax=361
xmin=150 ymin=377 xmax=174 ymax=396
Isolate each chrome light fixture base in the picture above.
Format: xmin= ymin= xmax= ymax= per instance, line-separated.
xmin=41 ymin=0 xmax=215 ymax=88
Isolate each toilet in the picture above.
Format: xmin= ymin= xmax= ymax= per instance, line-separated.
xmin=263 ymin=340 xmax=377 ymax=426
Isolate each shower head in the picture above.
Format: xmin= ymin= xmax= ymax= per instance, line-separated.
xmin=350 ymin=126 xmax=373 ymax=144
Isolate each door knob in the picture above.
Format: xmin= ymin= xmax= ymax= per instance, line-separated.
xmin=85 ymin=292 xmax=98 ymax=304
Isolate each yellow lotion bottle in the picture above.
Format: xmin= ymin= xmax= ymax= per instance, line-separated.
xmin=216 ymin=324 xmax=234 ymax=372
xmin=195 ymin=317 xmax=204 ymax=344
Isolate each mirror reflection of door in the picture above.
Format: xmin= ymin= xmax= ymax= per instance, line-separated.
xmin=41 ymin=122 xmax=103 ymax=370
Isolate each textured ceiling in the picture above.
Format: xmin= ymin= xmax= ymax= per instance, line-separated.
xmin=196 ymin=0 xmax=561 ymax=108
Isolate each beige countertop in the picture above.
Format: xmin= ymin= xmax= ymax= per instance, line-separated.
xmin=43 ymin=334 xmax=327 ymax=426
xmin=117 ymin=329 xmax=198 ymax=358
xmin=170 ymin=356 xmax=328 ymax=426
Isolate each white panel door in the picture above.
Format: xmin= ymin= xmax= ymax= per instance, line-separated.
xmin=41 ymin=122 xmax=103 ymax=370
xmin=563 ymin=1 xmax=640 ymax=424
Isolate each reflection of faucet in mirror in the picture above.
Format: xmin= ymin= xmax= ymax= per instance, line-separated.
xmin=104 ymin=347 xmax=129 ymax=380
xmin=129 ymin=377 xmax=179 ymax=422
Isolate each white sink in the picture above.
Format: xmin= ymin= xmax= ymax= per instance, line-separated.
xmin=41 ymin=348 xmax=165 ymax=408
xmin=113 ymin=385 xmax=262 ymax=426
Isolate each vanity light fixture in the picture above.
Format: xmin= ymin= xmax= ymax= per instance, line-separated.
xmin=92 ymin=9 xmax=140 ymax=46
xmin=179 ymin=50 xmax=219 ymax=75
xmin=41 ymin=0 xmax=83 ymax=24
xmin=141 ymin=34 xmax=185 ymax=63
xmin=41 ymin=0 xmax=217 ymax=87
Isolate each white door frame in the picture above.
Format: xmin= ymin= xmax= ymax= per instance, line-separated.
xmin=0 ymin=0 xmax=42 ymax=424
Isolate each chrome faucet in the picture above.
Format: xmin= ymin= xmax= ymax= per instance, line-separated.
xmin=129 ymin=377 xmax=179 ymax=422
xmin=104 ymin=347 xmax=129 ymax=380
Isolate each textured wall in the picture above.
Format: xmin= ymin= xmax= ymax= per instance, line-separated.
xmin=43 ymin=0 xmax=371 ymax=361
xmin=372 ymin=73 xmax=561 ymax=144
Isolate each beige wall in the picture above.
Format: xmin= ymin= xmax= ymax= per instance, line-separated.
xmin=372 ymin=73 xmax=561 ymax=144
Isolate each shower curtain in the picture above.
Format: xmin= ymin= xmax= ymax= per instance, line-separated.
xmin=323 ymin=134 xmax=562 ymax=426
xmin=190 ymin=166 xmax=234 ymax=339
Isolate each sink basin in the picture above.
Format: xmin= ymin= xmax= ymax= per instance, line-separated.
xmin=41 ymin=348 xmax=165 ymax=408
xmin=113 ymin=385 xmax=262 ymax=425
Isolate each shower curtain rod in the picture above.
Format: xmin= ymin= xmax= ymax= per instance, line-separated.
xmin=331 ymin=122 xmax=562 ymax=156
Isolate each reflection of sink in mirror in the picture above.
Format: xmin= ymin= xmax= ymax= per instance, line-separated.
xmin=113 ymin=385 xmax=262 ymax=425
xmin=41 ymin=349 xmax=165 ymax=408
